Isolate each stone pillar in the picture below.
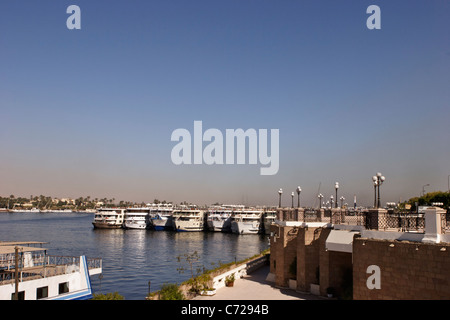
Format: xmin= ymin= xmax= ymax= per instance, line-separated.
xmin=276 ymin=208 xmax=284 ymax=221
xmin=296 ymin=227 xmax=331 ymax=294
xmin=270 ymin=225 xmax=299 ymax=287
xmin=296 ymin=208 xmax=305 ymax=222
xmin=365 ymin=208 xmax=387 ymax=230
xmin=423 ymin=207 xmax=445 ymax=243
xmin=318 ymin=208 xmax=325 ymax=222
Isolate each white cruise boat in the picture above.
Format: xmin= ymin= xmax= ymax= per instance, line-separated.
xmin=172 ymin=207 xmax=205 ymax=232
xmin=92 ymin=208 xmax=125 ymax=229
xmin=0 ymin=241 xmax=102 ymax=300
xmin=231 ymin=209 xmax=263 ymax=235
xmin=263 ymin=209 xmax=277 ymax=234
xmin=206 ymin=206 xmax=233 ymax=232
xmin=150 ymin=204 xmax=174 ymax=231
xmin=123 ymin=207 xmax=151 ymax=229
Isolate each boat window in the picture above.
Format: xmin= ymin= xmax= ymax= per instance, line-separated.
xmin=37 ymin=286 xmax=48 ymax=299
xmin=11 ymin=291 xmax=25 ymax=300
xmin=58 ymin=282 xmax=69 ymax=294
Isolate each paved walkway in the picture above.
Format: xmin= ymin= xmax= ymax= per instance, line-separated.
xmin=192 ymin=265 xmax=324 ymax=300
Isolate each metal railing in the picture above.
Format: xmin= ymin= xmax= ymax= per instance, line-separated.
xmin=276 ymin=208 xmax=449 ymax=234
xmin=441 ymin=212 xmax=450 ymax=234
xmin=0 ymin=255 xmax=102 ymax=284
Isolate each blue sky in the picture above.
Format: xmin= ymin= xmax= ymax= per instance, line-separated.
xmin=1 ymin=0 xmax=449 ymax=206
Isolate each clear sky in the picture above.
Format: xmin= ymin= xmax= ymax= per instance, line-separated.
xmin=1 ymin=0 xmax=449 ymax=207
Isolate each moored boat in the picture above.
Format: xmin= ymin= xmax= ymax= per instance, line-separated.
xmin=206 ymin=206 xmax=233 ymax=232
xmin=263 ymin=209 xmax=277 ymax=234
xmin=231 ymin=208 xmax=263 ymax=235
xmin=92 ymin=208 xmax=125 ymax=229
xmin=123 ymin=207 xmax=151 ymax=229
xmin=172 ymin=207 xmax=205 ymax=232
xmin=150 ymin=204 xmax=174 ymax=231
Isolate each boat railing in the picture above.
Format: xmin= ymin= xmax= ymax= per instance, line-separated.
xmin=0 ymin=255 xmax=102 ymax=285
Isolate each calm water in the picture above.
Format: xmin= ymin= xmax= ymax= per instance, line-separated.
xmin=0 ymin=212 xmax=269 ymax=300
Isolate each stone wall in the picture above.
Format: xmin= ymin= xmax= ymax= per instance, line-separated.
xmin=270 ymin=222 xmax=450 ymax=299
xmin=353 ymin=238 xmax=450 ymax=300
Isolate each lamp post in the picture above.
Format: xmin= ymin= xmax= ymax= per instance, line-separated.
xmin=422 ymin=184 xmax=430 ymax=197
xmin=372 ymin=177 xmax=378 ymax=208
xmin=278 ymin=188 xmax=283 ymax=208
xmin=372 ymin=173 xmax=385 ymax=208
xmin=340 ymin=196 xmax=345 ymax=208
xmin=334 ymin=182 xmax=339 ymax=208
xmin=318 ymin=193 xmax=323 ymax=209
xmin=296 ymin=186 xmax=301 ymax=208
xmin=291 ymin=192 xmax=294 ymax=208
xmin=330 ymin=195 xmax=334 ymax=209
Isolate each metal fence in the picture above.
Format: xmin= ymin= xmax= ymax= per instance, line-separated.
xmin=277 ymin=208 xmax=450 ymax=234
xmin=441 ymin=212 xmax=450 ymax=234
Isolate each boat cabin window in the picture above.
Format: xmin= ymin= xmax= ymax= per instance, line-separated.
xmin=37 ymin=286 xmax=48 ymax=299
xmin=58 ymin=282 xmax=69 ymax=294
xmin=11 ymin=291 xmax=25 ymax=300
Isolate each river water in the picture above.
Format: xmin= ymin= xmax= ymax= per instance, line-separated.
xmin=0 ymin=212 xmax=269 ymax=300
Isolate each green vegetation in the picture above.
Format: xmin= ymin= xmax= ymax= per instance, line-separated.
xmin=225 ymin=273 xmax=235 ymax=286
xmin=91 ymin=292 xmax=124 ymax=300
xmin=404 ymin=191 xmax=450 ymax=211
xmin=158 ymin=283 xmax=185 ymax=300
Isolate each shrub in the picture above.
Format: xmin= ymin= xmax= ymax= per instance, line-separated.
xmin=159 ymin=283 xmax=185 ymax=300
xmin=91 ymin=292 xmax=124 ymax=300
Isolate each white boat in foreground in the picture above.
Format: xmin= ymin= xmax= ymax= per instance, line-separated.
xmin=92 ymin=208 xmax=125 ymax=229
xmin=172 ymin=208 xmax=205 ymax=232
xmin=0 ymin=241 xmax=102 ymax=300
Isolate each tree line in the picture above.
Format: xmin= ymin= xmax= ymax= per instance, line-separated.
xmin=0 ymin=195 xmax=172 ymax=210
xmin=404 ymin=191 xmax=450 ymax=211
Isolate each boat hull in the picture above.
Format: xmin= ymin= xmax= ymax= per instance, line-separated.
xmin=151 ymin=216 xmax=174 ymax=231
xmin=174 ymin=221 xmax=204 ymax=232
xmin=92 ymin=222 xmax=122 ymax=229
xmin=123 ymin=222 xmax=147 ymax=229
xmin=207 ymin=220 xmax=231 ymax=232
xmin=231 ymin=221 xmax=261 ymax=235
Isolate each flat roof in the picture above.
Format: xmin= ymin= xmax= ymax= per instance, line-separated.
xmin=0 ymin=246 xmax=47 ymax=255
xmin=0 ymin=241 xmax=47 ymax=246
xmin=0 ymin=242 xmax=48 ymax=255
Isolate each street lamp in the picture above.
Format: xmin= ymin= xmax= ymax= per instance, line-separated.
xmin=422 ymin=184 xmax=430 ymax=197
xmin=278 ymin=188 xmax=283 ymax=208
xmin=330 ymin=195 xmax=334 ymax=209
xmin=334 ymin=182 xmax=339 ymax=208
xmin=340 ymin=196 xmax=345 ymax=208
xmin=372 ymin=176 xmax=378 ymax=208
xmin=318 ymin=193 xmax=323 ymax=209
xmin=372 ymin=173 xmax=385 ymax=208
xmin=296 ymin=186 xmax=301 ymax=208
xmin=291 ymin=192 xmax=294 ymax=208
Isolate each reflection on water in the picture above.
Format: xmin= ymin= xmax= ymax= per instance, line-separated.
xmin=0 ymin=212 xmax=269 ymax=300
